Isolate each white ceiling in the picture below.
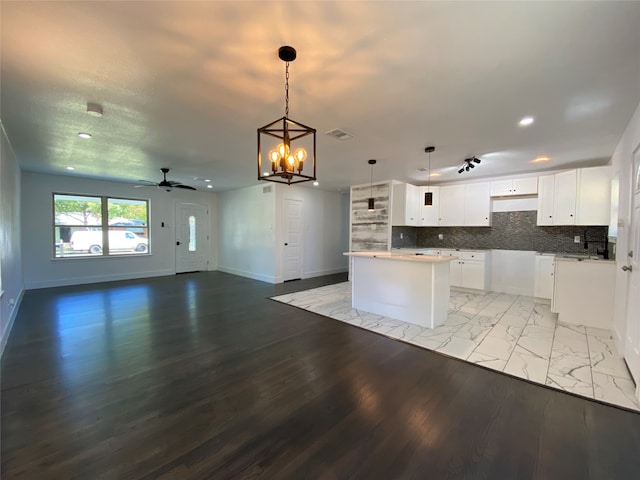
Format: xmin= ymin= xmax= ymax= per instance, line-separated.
xmin=2 ymin=1 xmax=640 ymax=193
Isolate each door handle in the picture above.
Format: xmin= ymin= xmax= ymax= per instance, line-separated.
xmin=176 ymin=241 xmax=180 ymax=245
xmin=284 ymin=243 xmax=288 ymax=246
xmin=622 ymin=265 xmax=632 ymax=272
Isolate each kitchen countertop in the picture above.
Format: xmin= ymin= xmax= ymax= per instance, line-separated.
xmin=344 ymin=251 xmax=454 ymax=263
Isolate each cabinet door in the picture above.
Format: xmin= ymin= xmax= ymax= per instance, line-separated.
xmin=537 ymin=175 xmax=555 ymax=225
xmin=460 ymin=260 xmax=485 ymax=290
xmin=513 ymin=177 xmax=538 ymax=195
xmin=534 ymin=256 xmax=555 ymax=299
xmin=490 ymin=179 xmax=513 ymax=197
xmin=464 ymin=182 xmax=491 ymax=226
xmin=576 ymin=166 xmax=611 ymax=226
xmin=553 ymin=170 xmax=577 ymax=225
xmin=438 ymin=185 xmax=465 ymax=226
xmin=391 ymin=183 xmax=418 ymax=226
xmin=418 ymin=186 xmax=440 ymax=226
xmin=450 ymin=260 xmax=462 ymax=287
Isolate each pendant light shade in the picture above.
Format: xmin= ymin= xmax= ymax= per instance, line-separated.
xmin=367 ymin=159 xmax=377 ymax=211
xmin=424 ymin=191 xmax=433 ymax=206
xmin=424 ymin=146 xmax=435 ymax=206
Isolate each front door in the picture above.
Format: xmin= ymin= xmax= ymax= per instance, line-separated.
xmin=176 ymin=203 xmax=209 ymax=274
xmin=623 ymin=146 xmax=640 ymax=387
xmin=283 ymin=199 xmax=302 ymax=281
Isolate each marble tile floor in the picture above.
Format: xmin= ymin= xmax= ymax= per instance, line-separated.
xmin=272 ymin=282 xmax=640 ymax=412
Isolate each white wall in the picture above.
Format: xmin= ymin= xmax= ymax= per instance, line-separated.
xmin=275 ymin=184 xmax=349 ymax=283
xmin=21 ymin=171 xmax=218 ymax=289
xmin=0 ymin=122 xmax=24 ymax=355
xmin=217 ymin=184 xmax=278 ymax=282
xmin=612 ymin=101 xmax=640 ymax=346
xmin=217 ymin=183 xmax=349 ymax=284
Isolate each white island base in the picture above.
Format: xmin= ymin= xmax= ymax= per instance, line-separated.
xmin=344 ymin=252 xmax=453 ymax=329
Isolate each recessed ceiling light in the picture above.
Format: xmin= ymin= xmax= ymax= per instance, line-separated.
xmin=204 ymin=179 xmax=211 ymax=183
xmin=519 ymin=116 xmax=534 ymax=127
xmin=313 ymin=181 xmax=319 ymax=186
xmin=207 ymin=185 xmax=213 ymax=189
xmin=429 ymin=172 xmax=441 ymax=177
xmin=263 ymin=172 xmax=270 ymax=177
xmin=78 ymin=132 xmax=92 ymax=139
xmin=532 ymin=156 xmax=551 ymax=163
xmin=66 ymin=166 xmax=75 ymax=171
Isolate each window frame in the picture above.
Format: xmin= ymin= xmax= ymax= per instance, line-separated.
xmin=53 ymin=193 xmax=150 ymax=259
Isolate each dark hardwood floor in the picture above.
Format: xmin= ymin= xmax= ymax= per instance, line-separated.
xmin=2 ymin=271 xmax=639 ymax=479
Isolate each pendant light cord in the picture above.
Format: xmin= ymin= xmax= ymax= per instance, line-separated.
xmin=285 ymin=61 xmax=290 ymax=118
xmin=427 ymin=150 xmax=431 ymax=191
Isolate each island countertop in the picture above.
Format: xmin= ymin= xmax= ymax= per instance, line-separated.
xmin=343 ymin=251 xmax=455 ymax=263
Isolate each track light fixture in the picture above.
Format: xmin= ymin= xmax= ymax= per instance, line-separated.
xmin=458 ymin=156 xmax=481 ymax=174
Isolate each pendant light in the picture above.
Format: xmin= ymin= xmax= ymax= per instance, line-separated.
xmin=257 ymin=46 xmax=317 ymax=185
xmin=424 ymin=146 xmax=435 ymax=206
xmin=367 ymin=159 xmax=376 ymax=211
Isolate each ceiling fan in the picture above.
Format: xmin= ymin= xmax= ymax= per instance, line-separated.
xmin=135 ymin=168 xmax=196 ymax=191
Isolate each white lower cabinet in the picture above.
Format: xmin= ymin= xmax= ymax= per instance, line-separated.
xmin=440 ymin=250 xmax=490 ymax=291
xmin=534 ymin=254 xmax=555 ymax=300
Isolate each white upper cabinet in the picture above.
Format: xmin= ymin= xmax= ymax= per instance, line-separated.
xmin=490 ymin=177 xmax=538 ymax=197
xmin=536 ymin=167 xmax=610 ymax=226
xmin=463 ymin=182 xmax=491 ymax=226
xmin=418 ymin=186 xmax=440 ymax=226
xmin=438 ymin=185 xmax=465 ymax=226
xmin=391 ymin=183 xmax=419 ymax=226
xmin=576 ymin=166 xmax=611 ymax=226
xmin=437 ymin=183 xmax=490 ymax=227
xmin=553 ymin=169 xmax=577 ymax=225
xmin=537 ymin=175 xmax=555 ymax=226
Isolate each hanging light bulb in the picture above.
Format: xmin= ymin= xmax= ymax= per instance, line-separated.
xmin=424 ymin=146 xmax=435 ymax=206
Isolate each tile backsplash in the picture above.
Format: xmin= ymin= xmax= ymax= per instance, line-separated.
xmin=392 ymin=211 xmax=609 ymax=256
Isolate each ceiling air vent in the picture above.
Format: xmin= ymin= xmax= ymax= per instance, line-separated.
xmin=325 ymin=128 xmax=353 ymax=141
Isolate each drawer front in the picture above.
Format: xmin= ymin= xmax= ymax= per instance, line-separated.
xmin=459 ymin=251 xmax=486 ymax=261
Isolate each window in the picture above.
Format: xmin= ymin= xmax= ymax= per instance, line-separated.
xmin=188 ymin=215 xmax=196 ymax=252
xmin=54 ymin=194 xmax=149 ymax=257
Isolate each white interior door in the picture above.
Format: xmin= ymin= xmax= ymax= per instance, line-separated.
xmin=175 ymin=203 xmax=209 ymax=274
xmin=623 ymin=148 xmax=640 ymax=386
xmin=283 ymin=198 xmax=302 ymax=281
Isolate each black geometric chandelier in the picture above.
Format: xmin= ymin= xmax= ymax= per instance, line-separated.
xmin=257 ymin=46 xmax=317 ymax=185
xmin=458 ymin=156 xmax=481 ymax=174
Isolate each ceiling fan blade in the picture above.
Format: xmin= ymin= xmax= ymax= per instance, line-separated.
xmin=134 ymin=184 xmax=156 ymax=188
xmin=174 ymin=184 xmax=196 ymax=191
xmin=136 ymin=179 xmax=157 ymax=185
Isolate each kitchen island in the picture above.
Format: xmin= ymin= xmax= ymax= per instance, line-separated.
xmin=344 ymin=251 xmax=454 ymax=328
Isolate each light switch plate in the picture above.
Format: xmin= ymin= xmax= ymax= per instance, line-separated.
xmin=574 ymin=235 xmax=580 ymax=243
xmin=438 ymin=234 xmax=444 ymax=240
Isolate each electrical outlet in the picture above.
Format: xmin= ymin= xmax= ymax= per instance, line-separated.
xmin=400 ymin=232 xmax=404 ymax=240
xmin=438 ymin=234 xmax=444 ymax=240
xmin=574 ymin=235 xmax=580 ymax=243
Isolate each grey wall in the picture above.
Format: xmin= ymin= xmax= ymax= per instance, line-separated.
xmin=0 ymin=122 xmax=23 ymax=355
xmin=393 ymin=211 xmax=609 ymax=256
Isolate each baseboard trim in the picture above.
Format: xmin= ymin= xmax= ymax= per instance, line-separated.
xmin=1 ymin=288 xmax=24 ymax=357
xmin=24 ymin=269 xmax=174 ymax=290
xmin=303 ymin=266 xmax=349 ymax=279
xmin=217 ymin=266 xmax=276 ymax=284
